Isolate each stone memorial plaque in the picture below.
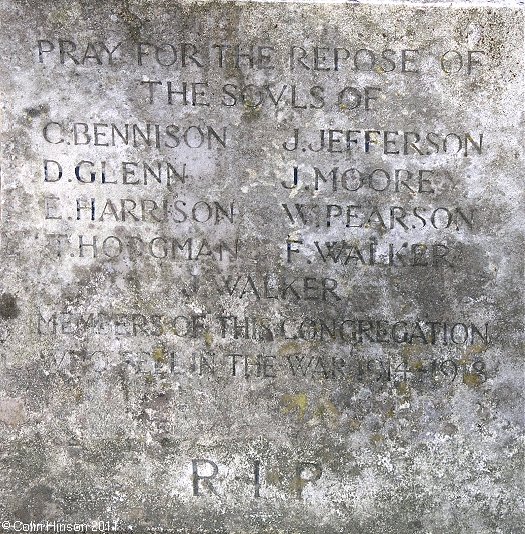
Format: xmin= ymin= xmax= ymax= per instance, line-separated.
xmin=0 ymin=0 xmax=523 ymax=532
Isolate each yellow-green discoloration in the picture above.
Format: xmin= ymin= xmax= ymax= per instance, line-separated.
xmin=152 ymin=347 xmax=166 ymax=364
xmin=370 ymin=433 xmax=384 ymax=444
xmin=463 ymin=344 xmax=489 ymax=356
xmin=463 ymin=373 xmax=483 ymax=387
xmin=396 ymin=381 xmax=411 ymax=399
xmin=281 ymin=393 xmax=308 ymax=420
xmin=313 ymin=399 xmax=340 ymax=424
xmin=278 ymin=342 xmax=301 ymax=357
xmin=204 ymin=330 xmax=213 ymax=348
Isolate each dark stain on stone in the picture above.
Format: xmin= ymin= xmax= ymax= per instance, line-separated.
xmin=24 ymin=104 xmax=49 ymax=118
xmin=408 ymin=519 xmax=424 ymax=531
xmin=0 ymin=293 xmax=19 ymax=320
xmin=118 ymin=0 xmax=145 ymax=41
xmin=14 ymin=484 xmax=54 ymax=521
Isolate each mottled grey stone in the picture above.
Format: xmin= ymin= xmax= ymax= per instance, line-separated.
xmin=0 ymin=0 xmax=523 ymax=532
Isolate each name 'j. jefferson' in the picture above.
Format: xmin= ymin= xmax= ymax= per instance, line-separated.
xmin=283 ymin=128 xmax=483 ymax=156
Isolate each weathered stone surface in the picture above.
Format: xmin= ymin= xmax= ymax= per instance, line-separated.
xmin=0 ymin=0 xmax=523 ymax=532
